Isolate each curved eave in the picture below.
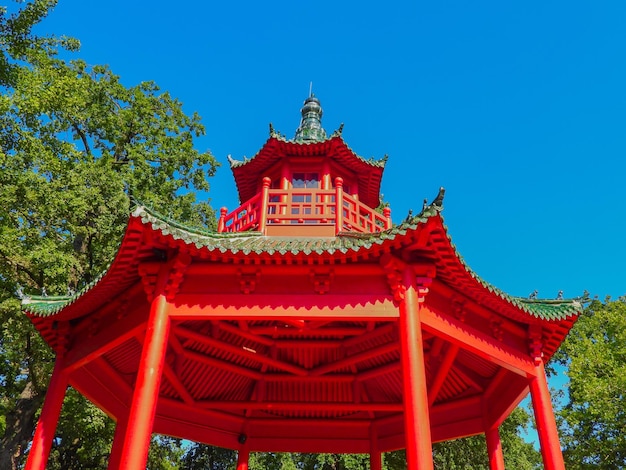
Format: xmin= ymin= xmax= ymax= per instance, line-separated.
xmin=24 ymin=201 xmax=581 ymax=361
xmin=420 ymin=214 xmax=581 ymax=360
xmin=230 ymin=135 xmax=385 ymax=208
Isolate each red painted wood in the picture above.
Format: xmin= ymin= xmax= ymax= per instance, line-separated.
xmin=370 ymin=424 xmax=382 ymax=470
xmin=398 ymin=267 xmax=433 ymax=470
xmin=107 ymin=414 xmax=128 ymax=470
xmin=428 ymin=344 xmax=459 ymax=406
xmin=119 ymin=293 xmax=170 ymax=470
xmin=25 ymin=359 xmax=68 ymax=470
xmin=419 ymin=304 xmax=536 ymax=376
xmin=168 ymin=294 xmax=399 ymax=320
xmin=529 ymin=360 xmax=565 ymax=470
xmin=485 ymin=426 xmax=505 ymax=470
xmin=335 ymin=177 xmax=344 ymax=235
xmin=259 ymin=177 xmax=271 ymax=234
xmin=236 ymin=447 xmax=250 ymax=470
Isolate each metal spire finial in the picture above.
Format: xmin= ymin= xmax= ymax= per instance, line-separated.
xmin=294 ymin=91 xmax=327 ymax=142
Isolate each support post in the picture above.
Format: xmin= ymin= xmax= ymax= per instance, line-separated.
xmin=259 ymin=177 xmax=271 ymax=234
xmin=398 ymin=266 xmax=433 ymax=470
xmin=370 ymin=423 xmax=383 ymax=470
xmin=485 ymin=426 xmax=505 ymax=470
xmin=107 ymin=413 xmax=128 ymax=470
xmin=529 ymin=360 xmax=565 ymax=470
xmin=335 ymin=177 xmax=344 ymax=234
xmin=236 ymin=445 xmax=250 ymax=470
xmin=383 ymin=206 xmax=392 ymax=230
xmin=25 ymin=358 xmax=69 ymax=470
xmin=218 ymin=207 xmax=228 ymax=233
xmin=119 ymin=292 xmax=171 ymax=470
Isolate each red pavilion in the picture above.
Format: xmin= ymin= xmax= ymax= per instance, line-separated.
xmin=23 ymin=95 xmax=581 ymax=469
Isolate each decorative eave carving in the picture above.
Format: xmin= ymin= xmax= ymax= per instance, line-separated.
xmin=238 ymin=269 xmax=260 ymax=294
xmin=528 ymin=324 xmax=544 ymax=364
xmin=138 ymin=252 xmax=192 ymax=302
xmin=381 ymin=255 xmax=435 ymax=303
xmin=310 ymin=269 xmax=334 ymax=294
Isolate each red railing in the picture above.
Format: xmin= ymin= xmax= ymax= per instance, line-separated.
xmin=218 ymin=192 xmax=261 ymax=233
xmin=218 ymin=178 xmax=391 ymax=235
xmin=341 ymin=192 xmax=390 ymax=233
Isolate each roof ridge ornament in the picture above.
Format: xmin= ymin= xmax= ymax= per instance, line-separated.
xmin=294 ymin=93 xmax=327 ymax=142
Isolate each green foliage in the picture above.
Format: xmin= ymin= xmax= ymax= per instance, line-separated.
xmin=558 ymin=297 xmax=626 ymax=468
xmin=431 ymin=407 xmax=541 ymax=470
xmin=46 ymin=389 xmax=115 ymax=470
xmin=147 ymin=436 xmax=185 ymax=470
xmin=182 ymin=443 xmax=236 ymax=470
xmin=0 ymin=1 xmax=218 ymax=468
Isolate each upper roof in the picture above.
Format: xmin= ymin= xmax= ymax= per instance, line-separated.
xmin=23 ymin=191 xmax=581 ymax=360
xmin=228 ymin=96 xmax=387 ymax=209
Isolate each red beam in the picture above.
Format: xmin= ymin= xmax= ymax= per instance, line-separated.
xmin=64 ymin=309 xmax=147 ymax=373
xmin=216 ymin=321 xmax=275 ymax=346
xmin=310 ymin=342 xmax=398 ymax=376
xmin=162 ymin=362 xmax=195 ymax=405
xmin=168 ymin=295 xmax=398 ymax=320
xmin=428 ymin=344 xmax=459 ymax=406
xmin=419 ymin=304 xmax=536 ymax=377
xmin=262 ymin=374 xmax=354 ymax=383
xmin=248 ymin=325 xmax=368 ymax=337
xmin=342 ymin=323 xmax=396 ymax=348
xmin=182 ymin=347 xmax=262 ymax=380
xmin=174 ymin=325 xmax=308 ymax=376
xmin=357 ymin=361 xmax=401 ymax=381
xmin=198 ymin=401 xmax=403 ymax=412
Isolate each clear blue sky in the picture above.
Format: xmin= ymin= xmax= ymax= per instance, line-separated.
xmin=37 ymin=0 xmax=626 ymax=301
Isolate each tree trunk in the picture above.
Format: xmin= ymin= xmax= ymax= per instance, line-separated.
xmin=0 ymin=381 xmax=44 ymax=470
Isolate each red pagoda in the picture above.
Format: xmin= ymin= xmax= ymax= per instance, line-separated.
xmin=23 ymin=95 xmax=581 ymax=470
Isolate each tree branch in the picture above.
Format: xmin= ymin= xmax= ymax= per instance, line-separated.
xmin=71 ymin=122 xmax=91 ymax=156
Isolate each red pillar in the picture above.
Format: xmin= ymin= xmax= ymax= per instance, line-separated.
xmin=218 ymin=207 xmax=228 ymax=233
xmin=485 ymin=426 xmax=505 ymax=470
xmin=25 ymin=358 xmax=69 ymax=470
xmin=370 ymin=423 xmax=382 ymax=470
xmin=258 ymin=177 xmax=271 ymax=234
xmin=398 ymin=267 xmax=433 ymax=470
xmin=529 ymin=360 xmax=565 ymax=470
xmin=119 ymin=293 xmax=170 ymax=470
xmin=236 ymin=446 xmax=250 ymax=470
xmin=334 ymin=177 xmax=344 ymax=235
xmin=383 ymin=206 xmax=392 ymax=230
xmin=107 ymin=413 xmax=128 ymax=470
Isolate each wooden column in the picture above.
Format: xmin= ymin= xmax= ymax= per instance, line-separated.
xmin=370 ymin=423 xmax=382 ymax=470
xmin=25 ymin=358 xmax=69 ymax=470
xmin=236 ymin=446 xmax=250 ymax=470
xmin=107 ymin=413 xmax=128 ymax=470
xmin=529 ymin=359 xmax=565 ymax=470
xmin=259 ymin=177 xmax=271 ymax=234
xmin=334 ymin=177 xmax=344 ymax=235
xmin=217 ymin=207 xmax=228 ymax=233
xmin=119 ymin=292 xmax=170 ymax=470
xmin=383 ymin=206 xmax=392 ymax=230
xmin=485 ymin=426 xmax=505 ymax=470
xmin=398 ymin=266 xmax=433 ymax=470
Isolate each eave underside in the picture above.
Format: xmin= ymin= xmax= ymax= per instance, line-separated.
xmin=51 ymin=269 xmax=544 ymax=454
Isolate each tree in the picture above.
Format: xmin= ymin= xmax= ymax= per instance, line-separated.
xmin=430 ymin=407 xmax=541 ymax=469
xmin=0 ymin=1 xmax=218 ymax=468
xmin=558 ymin=297 xmax=626 ymax=469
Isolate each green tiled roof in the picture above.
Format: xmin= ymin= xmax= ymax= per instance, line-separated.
xmin=23 ymin=195 xmax=581 ymax=324
xmin=227 ymin=133 xmax=387 ymax=169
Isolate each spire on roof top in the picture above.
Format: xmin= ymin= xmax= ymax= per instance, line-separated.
xmin=294 ymin=90 xmax=327 ymax=142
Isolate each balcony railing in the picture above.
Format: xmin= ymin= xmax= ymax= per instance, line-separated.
xmin=218 ymin=177 xmax=392 ymax=235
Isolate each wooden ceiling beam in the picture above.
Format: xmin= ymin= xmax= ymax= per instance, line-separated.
xmin=428 ymin=344 xmax=459 ymax=407
xmin=175 ymin=325 xmax=308 ymax=377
